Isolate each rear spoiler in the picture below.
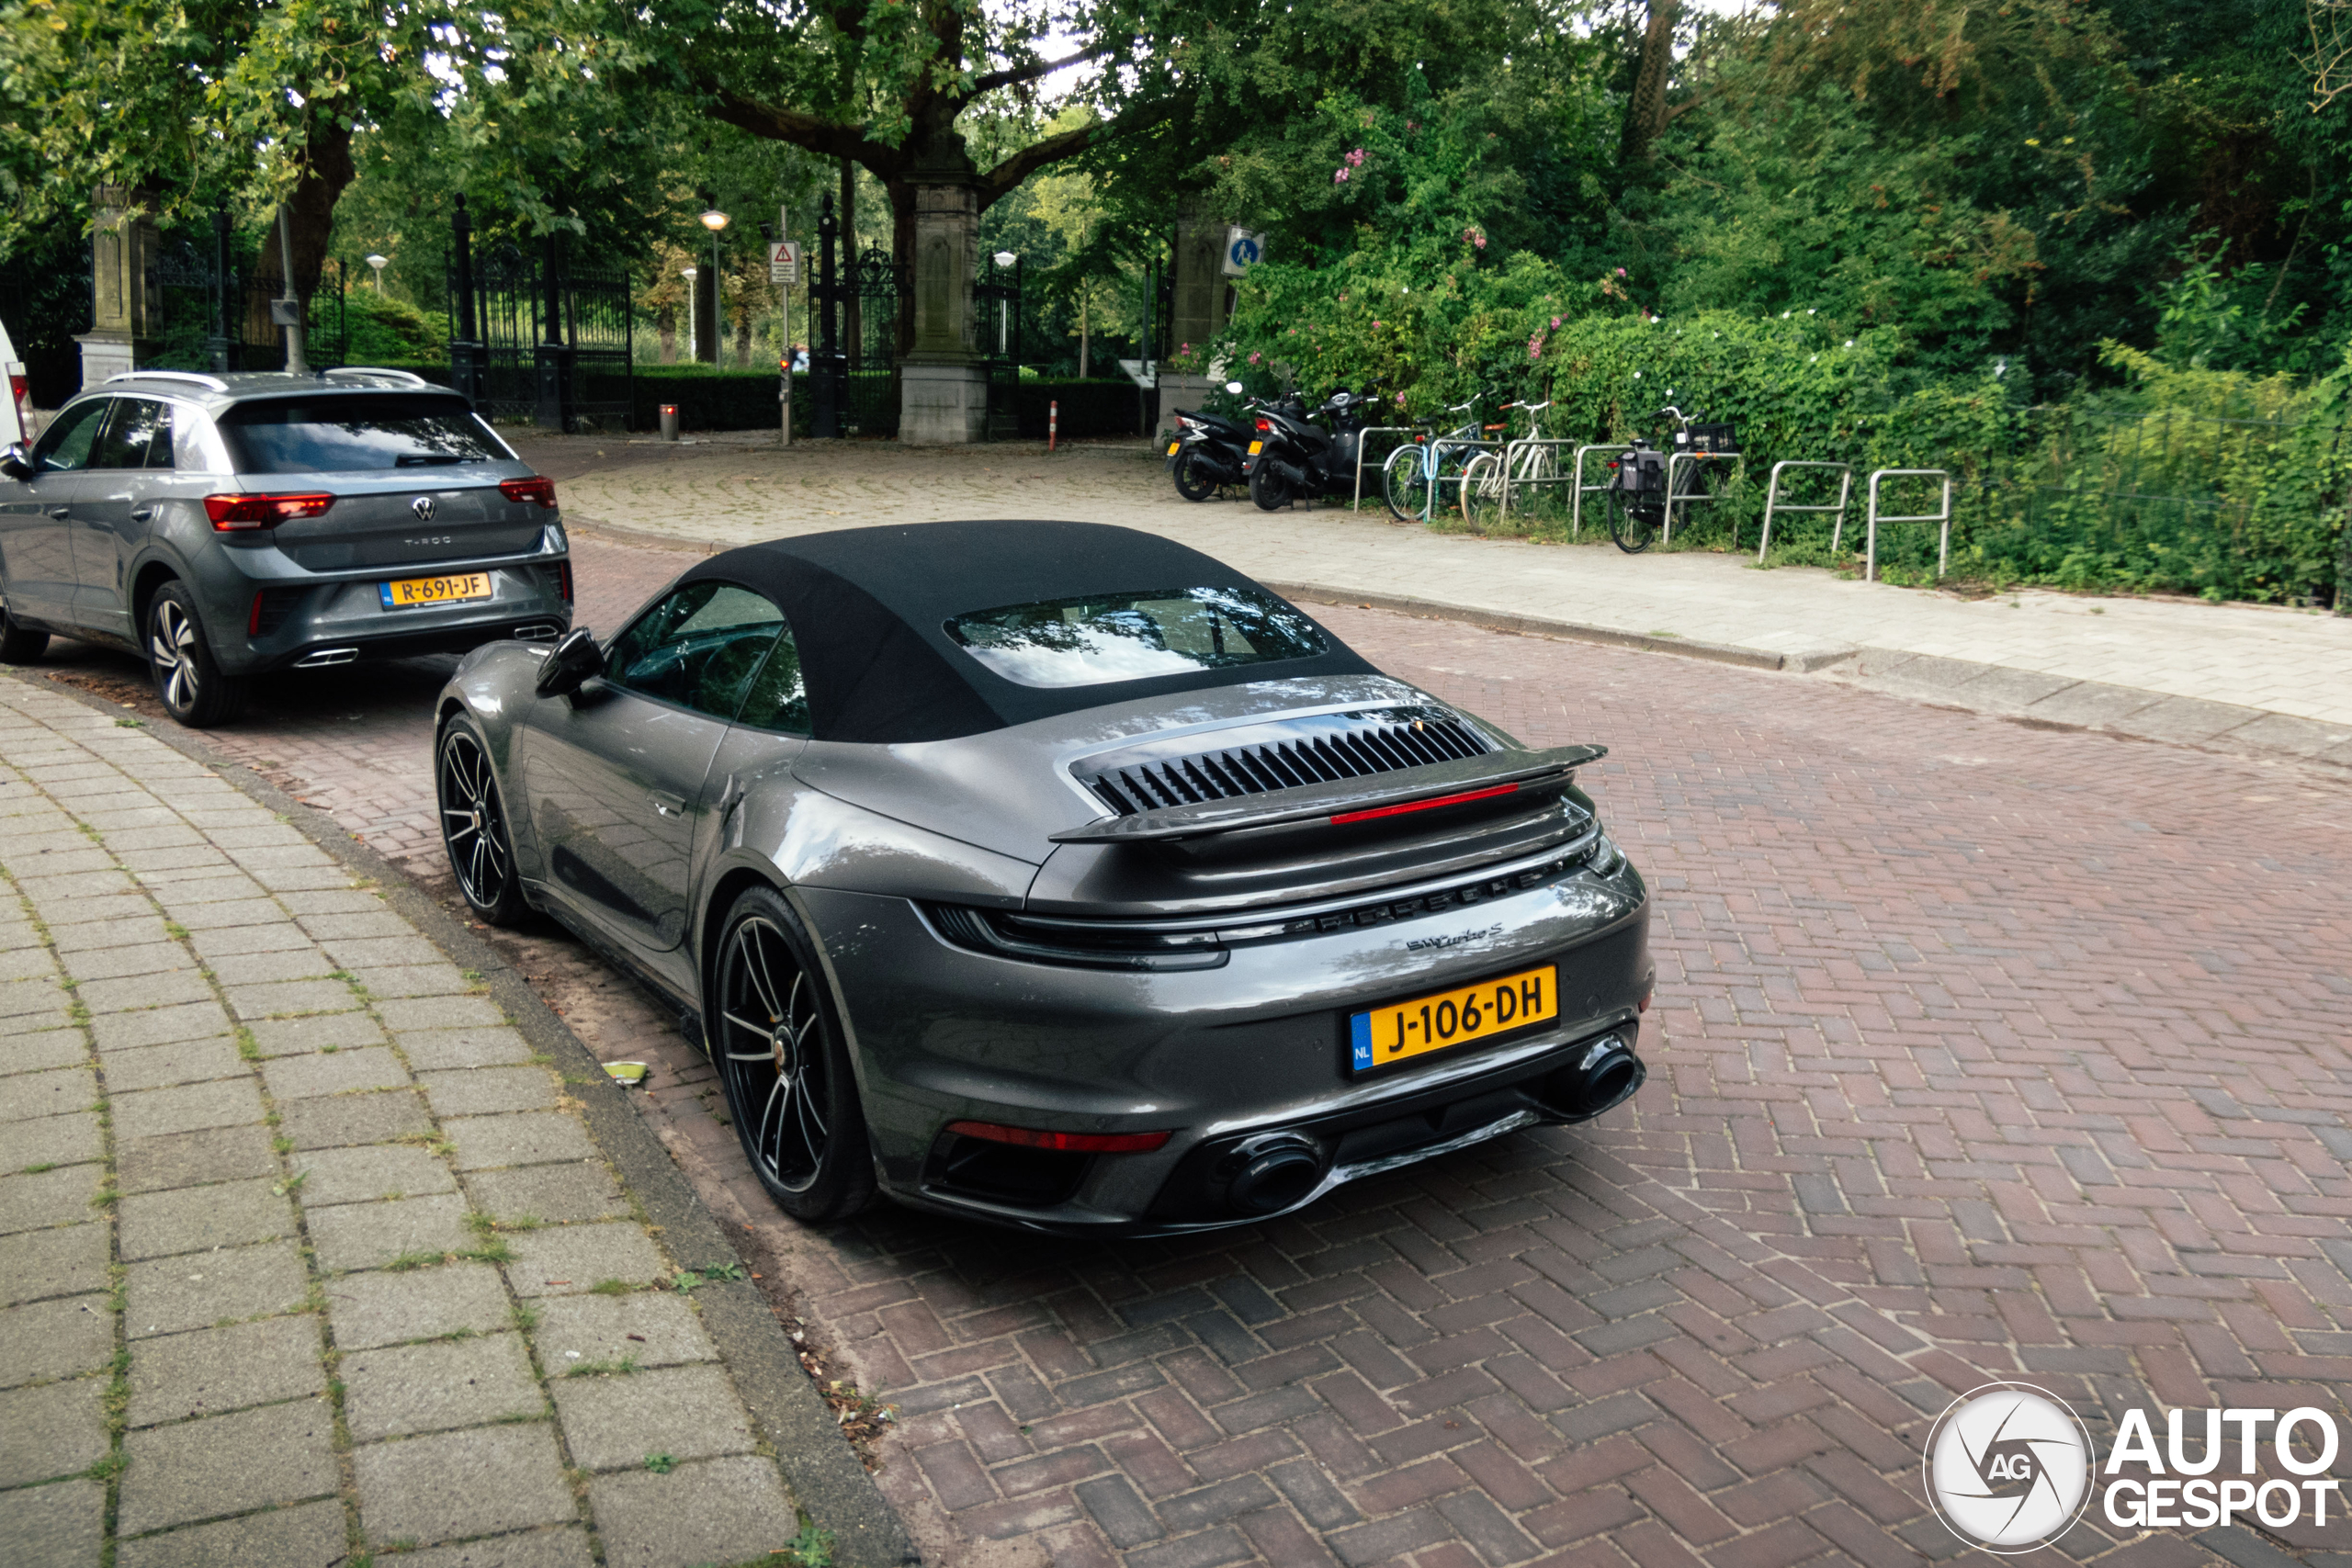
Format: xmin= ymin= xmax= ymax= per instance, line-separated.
xmin=1050 ymin=744 xmax=1606 ymax=845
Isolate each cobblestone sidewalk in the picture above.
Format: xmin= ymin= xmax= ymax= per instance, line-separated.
xmin=0 ymin=674 xmax=842 ymax=1568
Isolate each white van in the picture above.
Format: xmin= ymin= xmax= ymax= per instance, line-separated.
xmin=0 ymin=318 xmax=28 ymax=447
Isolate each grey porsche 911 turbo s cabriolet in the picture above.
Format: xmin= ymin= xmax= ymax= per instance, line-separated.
xmin=434 ymin=521 xmax=1651 ymax=1235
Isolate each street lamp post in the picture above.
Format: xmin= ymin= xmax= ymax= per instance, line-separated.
xmin=365 ymin=254 xmax=388 ymax=295
xmin=681 ymin=267 xmax=697 ymax=367
xmin=992 ymin=250 xmax=1017 ymax=357
xmin=700 ymin=209 xmax=729 ymax=367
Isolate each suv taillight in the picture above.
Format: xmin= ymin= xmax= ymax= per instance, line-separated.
xmin=204 ymin=493 xmax=334 ymax=531
xmin=500 ymin=476 xmax=558 ymax=507
xmin=6 ymin=373 xmax=26 ymax=431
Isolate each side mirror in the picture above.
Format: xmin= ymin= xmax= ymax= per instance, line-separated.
xmin=534 ymin=626 xmax=604 ymax=697
xmin=0 ymin=444 xmax=32 ymax=481
xmin=1224 ymin=381 xmax=1244 ymax=394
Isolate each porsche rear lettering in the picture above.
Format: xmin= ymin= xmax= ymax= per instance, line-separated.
xmin=1405 ymin=923 xmax=1503 ymax=953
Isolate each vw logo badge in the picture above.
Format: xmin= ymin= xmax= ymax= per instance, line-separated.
xmin=1924 ymin=1382 xmax=2093 ymax=1552
xmin=411 ymin=495 xmax=436 ymax=522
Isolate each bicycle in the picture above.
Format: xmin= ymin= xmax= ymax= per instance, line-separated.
xmin=1458 ymin=400 xmax=1562 ymax=532
xmin=1380 ymin=399 xmax=1504 ymax=523
xmin=1603 ymin=403 xmax=1735 ymax=554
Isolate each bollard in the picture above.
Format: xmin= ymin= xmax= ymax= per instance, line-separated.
xmin=1049 ymin=400 xmax=1058 ymax=452
xmin=659 ymin=403 xmax=679 ymax=442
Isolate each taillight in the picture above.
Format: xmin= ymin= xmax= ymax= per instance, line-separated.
xmin=7 ymin=374 xmax=27 ymax=429
xmin=500 ymin=476 xmax=558 ymax=507
xmin=944 ymin=1121 xmax=1172 ymax=1154
xmin=1254 ymin=418 xmax=1272 ymax=434
xmin=203 ymin=493 xmax=334 ymax=530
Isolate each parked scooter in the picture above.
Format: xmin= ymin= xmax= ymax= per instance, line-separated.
xmin=1164 ymin=380 xmax=1255 ymax=502
xmin=1241 ymin=387 xmax=1382 ymax=511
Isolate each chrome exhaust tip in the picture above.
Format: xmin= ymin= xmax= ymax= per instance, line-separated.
xmin=513 ymin=623 xmax=560 ymax=641
xmin=291 ymin=647 xmax=359 ymax=669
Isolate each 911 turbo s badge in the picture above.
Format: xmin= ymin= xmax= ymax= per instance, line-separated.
xmin=1405 ymin=922 xmax=1503 ymax=953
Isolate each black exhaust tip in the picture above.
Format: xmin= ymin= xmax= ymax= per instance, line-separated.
xmin=1543 ymin=1035 xmax=1645 ymax=1121
xmin=1220 ymin=1132 xmax=1328 ymax=1215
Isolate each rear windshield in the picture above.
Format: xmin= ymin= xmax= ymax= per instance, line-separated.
xmin=219 ymin=394 xmax=512 ymax=474
xmin=944 ymin=586 xmax=1328 ymax=688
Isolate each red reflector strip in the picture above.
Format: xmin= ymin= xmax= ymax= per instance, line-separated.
xmin=248 ymin=591 xmax=266 ymax=636
xmin=945 ymin=1121 xmax=1171 ymax=1154
xmin=500 ymin=476 xmax=558 ymax=507
xmin=557 ymin=563 xmax=572 ymax=604
xmin=1329 ymin=782 xmax=1520 ymax=826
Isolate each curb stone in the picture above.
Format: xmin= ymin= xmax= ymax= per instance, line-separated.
xmin=11 ymin=667 xmax=920 ymax=1568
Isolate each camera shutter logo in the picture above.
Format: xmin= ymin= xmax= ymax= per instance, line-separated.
xmin=412 ymin=495 xmax=436 ymax=522
xmin=1924 ymin=1382 xmax=2093 ymax=1551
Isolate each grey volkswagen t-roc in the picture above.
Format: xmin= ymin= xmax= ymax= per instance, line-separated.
xmin=0 ymin=368 xmax=571 ymax=726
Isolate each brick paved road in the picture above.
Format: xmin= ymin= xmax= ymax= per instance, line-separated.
xmin=15 ymin=532 xmax=2352 ymax=1568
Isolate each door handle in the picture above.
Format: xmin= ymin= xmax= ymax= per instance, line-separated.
xmin=129 ymin=506 xmax=154 ymax=521
xmin=46 ymin=505 xmax=68 ymax=518
xmin=650 ymin=791 xmax=686 ymax=818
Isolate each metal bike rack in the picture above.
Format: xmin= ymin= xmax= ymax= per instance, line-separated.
xmin=1570 ymin=445 xmax=1634 ymax=539
xmin=1758 ymin=460 xmax=1852 ymax=563
xmin=1862 ymin=468 xmax=1952 ymax=581
xmin=1661 ymin=451 xmax=1740 ymax=545
xmin=1352 ymin=426 xmax=1416 ymax=512
xmin=1494 ymin=438 xmax=1581 ymax=523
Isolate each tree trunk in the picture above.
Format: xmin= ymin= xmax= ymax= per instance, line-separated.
xmin=1079 ymin=288 xmax=1090 ymax=378
xmin=840 ymin=159 xmax=862 ymax=361
xmin=658 ymin=306 xmax=676 ymax=364
xmin=254 ymin=112 xmax=356 ymax=304
xmin=1619 ymin=0 xmax=1682 ymax=166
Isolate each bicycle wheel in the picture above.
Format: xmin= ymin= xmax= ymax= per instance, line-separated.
xmin=1606 ymin=488 xmax=1658 ymax=554
xmin=1430 ymin=446 xmax=1476 ymax=516
xmin=1383 ymin=443 xmax=1431 ymax=522
xmin=1460 ymin=453 xmax=1507 ymax=532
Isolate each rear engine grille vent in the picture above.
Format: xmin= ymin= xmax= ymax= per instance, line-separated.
xmin=1081 ymin=712 xmax=1492 ymax=817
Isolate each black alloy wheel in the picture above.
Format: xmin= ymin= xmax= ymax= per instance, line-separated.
xmin=436 ymin=719 xmax=529 ymax=926
xmin=1606 ymin=488 xmax=1658 ymax=554
xmin=1172 ymin=450 xmax=1219 ymax=502
xmin=1248 ymin=461 xmax=1292 ymax=512
xmin=145 ymin=581 xmax=247 ymax=727
xmin=711 ymin=886 xmax=874 ymax=1223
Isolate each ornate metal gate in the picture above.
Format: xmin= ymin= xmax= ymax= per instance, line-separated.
xmin=150 ymin=220 xmax=347 ymax=372
xmin=451 ymin=234 xmax=632 ymax=431
xmin=976 ymin=254 xmax=1023 ymax=441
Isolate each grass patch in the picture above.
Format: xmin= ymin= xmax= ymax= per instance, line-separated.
xmin=643 ymin=1451 xmax=676 ymax=1474
xmin=589 ymin=1280 xmax=632 ymax=1297
xmin=564 ymin=1357 xmax=639 ymax=1378
xmin=383 ymin=1250 xmax=447 ymax=1272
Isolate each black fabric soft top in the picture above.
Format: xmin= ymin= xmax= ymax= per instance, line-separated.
xmin=671 ymin=521 xmax=1375 ymax=744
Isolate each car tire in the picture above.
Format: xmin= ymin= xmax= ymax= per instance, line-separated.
xmin=710 ymin=886 xmax=876 ymax=1224
xmin=1172 ymin=451 xmax=1220 ymax=502
xmin=0 ymin=602 xmax=46 ymax=664
xmin=145 ymin=581 xmax=248 ymax=727
xmin=1249 ymin=462 xmax=1291 ymax=512
xmin=435 ymin=716 xmax=531 ymax=927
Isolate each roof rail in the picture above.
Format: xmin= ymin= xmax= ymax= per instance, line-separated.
xmin=107 ymin=370 xmax=230 ymax=391
xmin=322 ymin=367 xmax=431 ymax=387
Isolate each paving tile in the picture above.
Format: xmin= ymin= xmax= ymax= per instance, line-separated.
xmin=0 ymin=974 xmax=69 ymax=1025
xmin=127 ymin=1315 xmax=326 ymax=1427
xmin=0 ymin=1294 xmax=116 ymax=1388
xmin=0 ymin=1066 xmax=97 ymax=1124
xmin=221 ymin=979 xmax=361 ymax=1021
xmin=58 ymin=940 xmax=194 ymax=983
xmin=125 ymin=1238 xmax=309 ymax=1338
xmin=115 ymin=1496 xmax=347 ymax=1568
xmin=118 ymin=1400 xmax=339 ymax=1535
xmin=420 ymin=1066 xmax=558 ymax=1117
xmin=464 ymin=1162 xmax=628 ymax=1225
xmin=260 ymin=1046 xmax=412 ymax=1100
xmin=322 ymin=1261 xmax=514 ymax=1351
xmin=506 ymin=1223 xmax=668 ymax=1296
xmin=377 ymin=995 xmax=506 ymax=1032
xmin=347 ymin=964 xmax=473 ymax=999
xmin=446 ymin=1112 xmax=598 ymax=1171
xmin=206 ymin=947 xmax=338 ymax=987
xmin=111 ymin=1077 xmax=265 ymax=1141
xmin=89 ymin=1001 xmax=232 ymax=1051
xmin=0 ymin=1476 xmax=103 ymax=1568
xmin=354 ymin=1422 xmax=575 ymax=1546
xmin=395 ymin=1026 xmax=534 ymax=1070
xmin=0 ymin=1162 xmax=105 ymax=1235
xmin=96 ymin=1036 xmax=245 ymax=1093
xmin=117 ymin=1124 xmax=277 ymax=1194
xmin=0 ymin=1375 xmax=109 ymax=1485
xmin=320 ymin=935 xmax=444 ymax=968
xmin=187 ymin=922 xmax=312 ymax=962
xmin=550 ymin=1362 xmax=756 ymax=1472
xmin=0 ymin=1111 xmax=102 ymax=1172
xmin=587 ymin=1455 xmax=798 ymax=1568
xmin=245 ymin=1011 xmax=387 ymax=1057
xmin=308 ymin=1192 xmax=475 ymax=1271
xmin=0 ymin=1221 xmax=109 ymax=1306
xmin=532 ymin=1292 xmax=718 ymax=1371
xmin=393 ymin=1527 xmax=594 ymax=1568
xmin=119 ymin=1178 xmax=295 ymax=1261
xmin=76 ymin=968 xmax=215 ymax=1015
xmin=288 ymin=1143 xmax=456 ymax=1207
xmin=279 ymin=1089 xmax=433 ymax=1150
xmin=344 ymin=1330 xmax=544 ymax=1440
xmin=0 ymin=1026 xmax=86 ymax=1077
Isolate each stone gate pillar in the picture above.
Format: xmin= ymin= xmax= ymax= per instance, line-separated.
xmin=1155 ymin=199 xmax=1233 ymax=433
xmin=77 ymin=186 xmax=161 ymax=389
xmin=898 ymin=140 xmax=989 ymax=444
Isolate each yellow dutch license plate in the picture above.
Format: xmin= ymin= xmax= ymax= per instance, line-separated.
xmin=1350 ymin=964 xmax=1556 ymax=1073
xmin=1248 ymin=440 xmax=1263 ymax=455
xmin=380 ymin=572 xmax=492 ymax=610
xmin=1166 ymin=440 xmax=1181 ymax=456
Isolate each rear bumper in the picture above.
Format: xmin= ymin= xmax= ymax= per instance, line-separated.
xmin=216 ymin=562 xmax=571 ymax=674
